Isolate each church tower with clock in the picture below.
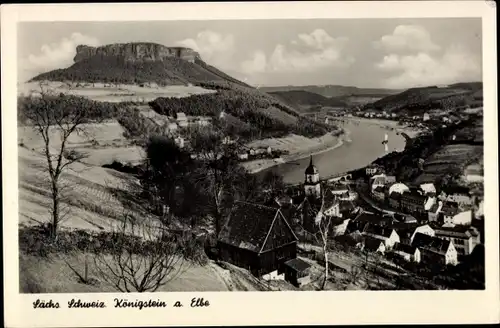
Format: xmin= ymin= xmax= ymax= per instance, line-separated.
xmin=304 ymin=155 xmax=321 ymax=198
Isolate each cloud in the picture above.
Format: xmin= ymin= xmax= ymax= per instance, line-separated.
xmin=374 ymin=25 xmax=441 ymax=53
xmin=241 ymin=29 xmax=354 ymax=75
xmin=23 ymin=33 xmax=100 ymax=78
xmin=176 ymin=30 xmax=235 ymax=68
xmin=376 ymin=44 xmax=482 ymax=88
xmin=374 ymin=25 xmax=481 ymax=88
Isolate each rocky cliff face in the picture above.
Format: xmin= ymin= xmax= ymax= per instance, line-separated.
xmin=73 ymin=43 xmax=200 ymax=64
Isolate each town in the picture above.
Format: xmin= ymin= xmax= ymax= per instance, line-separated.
xmin=15 ymin=21 xmax=485 ymax=293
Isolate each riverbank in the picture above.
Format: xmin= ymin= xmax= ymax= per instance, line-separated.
xmin=242 ymin=131 xmax=345 ymax=174
xmin=344 ymin=116 xmax=421 ymax=138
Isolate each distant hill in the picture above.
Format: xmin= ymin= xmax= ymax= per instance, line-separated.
xmin=267 ymin=90 xmax=348 ymax=111
xmin=368 ymin=82 xmax=483 ymax=113
xmin=29 ymin=42 xmax=335 ymax=141
xmin=260 ymin=85 xmax=401 ymax=98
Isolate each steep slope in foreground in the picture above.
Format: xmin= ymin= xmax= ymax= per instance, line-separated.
xmin=369 ymin=82 xmax=483 ymax=113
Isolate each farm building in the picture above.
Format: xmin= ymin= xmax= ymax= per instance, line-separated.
xmin=282 ymin=258 xmax=312 ymax=287
xmin=217 ymin=201 xmax=298 ymax=277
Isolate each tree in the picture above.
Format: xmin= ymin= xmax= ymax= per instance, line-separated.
xmin=188 ymin=127 xmax=248 ymax=236
xmin=298 ymin=192 xmax=338 ymax=290
xmin=93 ymin=214 xmax=192 ymax=292
xmin=142 ymin=135 xmax=191 ymax=220
xmin=19 ymin=85 xmax=96 ymax=238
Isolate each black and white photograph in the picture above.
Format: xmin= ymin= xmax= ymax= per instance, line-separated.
xmin=2 ymin=1 xmax=498 ymax=327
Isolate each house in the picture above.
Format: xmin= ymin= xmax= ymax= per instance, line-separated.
xmin=392 ymin=242 xmax=421 ymax=263
xmin=424 ymin=196 xmax=437 ymax=211
xmin=411 ymin=233 xmax=458 ymax=266
xmin=237 ymin=153 xmax=249 ymax=160
xmin=400 ymin=191 xmax=427 ymax=215
xmin=446 ymin=193 xmax=473 ymax=207
xmin=388 ymin=182 xmax=410 ymax=195
xmin=372 ymin=186 xmax=386 ymax=202
xmin=329 ymin=183 xmax=349 ymax=197
xmin=392 ymin=223 xmax=435 ymax=244
xmin=176 ymin=112 xmax=188 ymax=127
xmin=365 ymin=164 xmax=379 ymax=176
xmin=346 ymin=210 xmax=394 ymax=234
xmin=322 ymin=190 xmax=341 ymax=217
xmin=434 ymin=225 xmax=480 ymax=256
xmin=174 ymin=136 xmax=185 ymax=149
xmin=393 ymin=213 xmax=418 ymax=224
xmin=428 ymin=201 xmax=443 ymax=222
xmin=331 ymin=218 xmax=351 ymax=236
xmin=362 ymin=236 xmax=386 ymax=254
xmin=420 ymin=183 xmax=436 ymax=196
xmin=282 ymin=258 xmax=311 ymax=287
xmin=217 ymin=201 xmax=298 ymax=277
xmin=362 ymin=223 xmax=400 ymax=249
xmin=388 ymin=192 xmax=402 ymax=209
xmin=219 ymin=111 xmax=226 ymax=119
xmin=439 ymin=202 xmax=461 ymax=224
xmin=370 ymin=174 xmax=387 ymax=191
xmin=266 ymin=146 xmax=272 ymax=154
xmin=444 ymin=210 xmax=473 ymax=227
xmin=167 ymin=122 xmax=178 ymax=132
xmin=423 ymin=113 xmax=430 ymax=121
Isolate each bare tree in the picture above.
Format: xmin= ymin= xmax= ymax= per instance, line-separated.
xmin=19 ymin=83 xmax=93 ymax=238
xmin=93 ymin=215 xmax=191 ymax=292
xmin=188 ymin=126 xmax=247 ymax=236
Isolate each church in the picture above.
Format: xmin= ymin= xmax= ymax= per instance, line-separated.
xmin=304 ymin=155 xmax=322 ymax=198
xmin=295 ymin=156 xmax=359 ymax=233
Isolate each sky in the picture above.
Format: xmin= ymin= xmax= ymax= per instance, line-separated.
xmin=17 ymin=18 xmax=482 ymax=89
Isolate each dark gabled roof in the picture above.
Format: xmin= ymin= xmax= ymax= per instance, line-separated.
xmin=389 ymin=192 xmax=402 ymax=200
xmin=411 ymin=232 xmax=451 ymax=255
xmin=218 ymin=201 xmax=295 ymax=253
xmin=284 ymin=258 xmax=311 ymax=272
xmin=441 ymin=202 xmax=460 ymax=216
xmin=435 ymin=225 xmax=479 ymax=239
xmin=393 ymin=242 xmax=417 ymax=255
xmin=401 ymin=191 xmax=427 ymax=203
xmin=363 ymin=223 xmax=396 ymax=238
xmin=391 ymin=222 xmax=420 ymax=236
xmin=328 ymin=183 xmax=349 ymax=192
xmin=373 ymin=186 xmax=385 ymax=193
xmin=354 ymin=211 xmax=386 ymax=223
xmin=363 ymin=235 xmax=385 ymax=251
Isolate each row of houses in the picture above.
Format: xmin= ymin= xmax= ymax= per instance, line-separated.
xmin=342 ymin=210 xmax=481 ymax=265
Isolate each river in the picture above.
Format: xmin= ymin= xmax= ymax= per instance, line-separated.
xmin=259 ymin=119 xmax=412 ymax=185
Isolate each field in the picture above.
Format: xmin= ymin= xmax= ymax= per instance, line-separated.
xmin=19 ymin=81 xmax=216 ymax=103
xmin=415 ymin=144 xmax=483 ymax=184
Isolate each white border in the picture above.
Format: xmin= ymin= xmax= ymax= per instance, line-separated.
xmin=2 ymin=2 xmax=498 ymax=327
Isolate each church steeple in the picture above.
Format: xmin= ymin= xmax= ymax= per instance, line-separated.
xmin=304 ymin=155 xmax=321 ymax=198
